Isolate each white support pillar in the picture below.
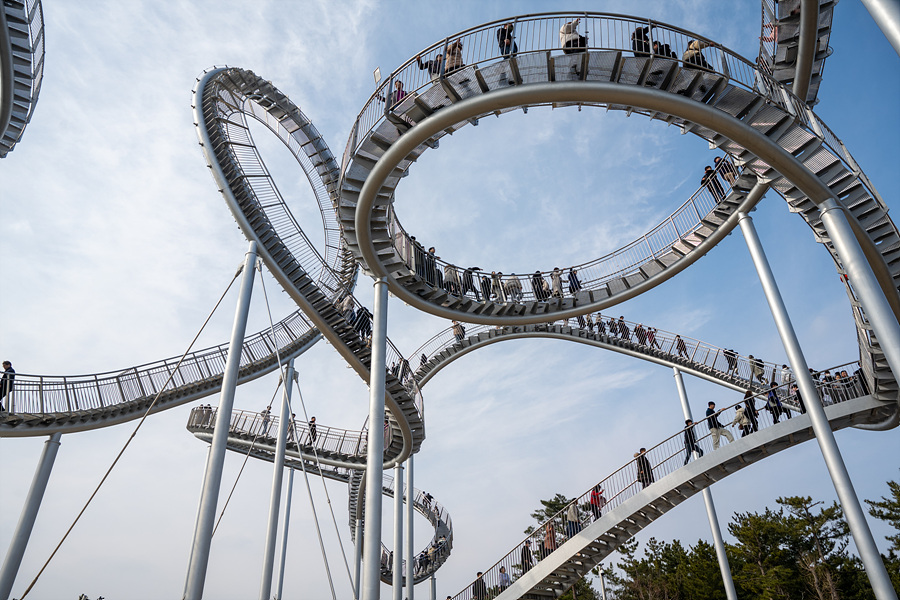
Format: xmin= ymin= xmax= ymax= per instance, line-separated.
xmin=738 ymin=211 xmax=896 ymax=600
xmin=0 ymin=433 xmax=62 ymax=599
xmin=430 ymin=574 xmax=436 ymax=600
xmin=672 ymin=368 xmax=738 ymax=600
xmin=362 ymin=277 xmax=390 ymax=600
xmin=598 ymin=570 xmax=608 ymax=600
xmin=818 ymin=198 xmax=900 ymax=382
xmin=260 ymin=360 xmax=295 ymax=600
xmin=274 ymin=468 xmax=294 ymax=600
xmin=392 ymin=464 xmax=405 ymax=600
xmin=860 ymin=0 xmax=900 ymax=56
xmin=354 ymin=518 xmax=363 ymax=600
xmin=405 ymin=454 xmax=415 ymax=600
xmin=184 ymin=241 xmax=258 ymax=600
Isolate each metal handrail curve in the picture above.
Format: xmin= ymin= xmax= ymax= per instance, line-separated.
xmin=451 ymin=360 xmax=873 ymax=599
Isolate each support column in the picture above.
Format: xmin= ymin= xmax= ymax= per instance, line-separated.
xmin=405 ymin=454 xmax=415 ymax=600
xmin=598 ymin=570 xmax=607 ymax=600
xmin=260 ymin=360 xmax=295 ymax=600
xmin=818 ymin=198 xmax=900 ymax=381
xmin=274 ymin=468 xmax=294 ymax=600
xmin=430 ymin=574 xmax=436 ymax=600
xmin=362 ymin=277 xmax=390 ymax=600
xmin=184 ymin=241 xmax=258 ymax=600
xmin=354 ymin=518 xmax=364 ymax=600
xmin=672 ymin=368 xmax=738 ymax=600
xmin=0 ymin=433 xmax=62 ymax=599
xmin=738 ymin=212 xmax=896 ymax=599
xmin=392 ymin=465 xmax=405 ymax=600
xmin=860 ymin=0 xmax=900 ymax=56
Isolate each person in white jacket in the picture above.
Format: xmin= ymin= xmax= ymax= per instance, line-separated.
xmin=560 ymin=18 xmax=587 ymax=53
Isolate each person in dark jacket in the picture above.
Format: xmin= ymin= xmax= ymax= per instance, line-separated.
xmin=683 ymin=419 xmax=704 ymax=465
xmin=0 ymin=361 xmax=14 ymax=411
xmin=472 ymin=572 xmax=488 ymax=600
xmin=636 ymin=448 xmax=654 ymax=488
xmin=702 ymin=165 xmax=725 ymax=201
xmin=497 ymin=22 xmax=517 ymax=57
xmin=706 ymin=401 xmax=734 ymax=449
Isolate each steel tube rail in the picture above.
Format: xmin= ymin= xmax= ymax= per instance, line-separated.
xmin=362 ymin=277 xmax=390 ymax=600
xmin=184 ymin=241 xmax=258 ymax=600
xmin=405 ymin=454 xmax=414 ymax=600
xmin=672 ymin=368 xmax=737 ymax=600
xmin=819 ymin=199 xmax=900 ymax=385
xmin=792 ymin=0 xmax=820 ymax=102
xmin=392 ymin=464 xmax=404 ymax=600
xmin=274 ymin=467 xmax=294 ymax=600
xmin=0 ymin=432 xmax=61 ymax=599
xmin=861 ymin=0 xmax=900 ymax=56
xmin=737 ymin=211 xmax=896 ymax=599
xmin=259 ymin=360 xmax=295 ymax=600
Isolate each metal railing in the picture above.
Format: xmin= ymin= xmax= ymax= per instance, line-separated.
xmin=378 ymin=475 xmax=454 ymax=580
xmin=387 ymin=157 xmax=741 ymax=305
xmin=0 ymin=310 xmax=316 ymax=416
xmin=412 ymin=316 xmax=795 ymax=390
xmin=450 ymin=360 xmax=868 ymax=599
xmin=187 ymin=407 xmax=374 ymax=458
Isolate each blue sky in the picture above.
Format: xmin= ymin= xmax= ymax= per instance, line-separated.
xmin=0 ymin=1 xmax=898 ymax=598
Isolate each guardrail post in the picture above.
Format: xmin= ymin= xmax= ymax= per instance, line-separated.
xmin=737 ymin=211 xmax=896 ymax=599
xmin=184 ymin=242 xmax=258 ymax=600
xmin=0 ymin=433 xmax=63 ymax=599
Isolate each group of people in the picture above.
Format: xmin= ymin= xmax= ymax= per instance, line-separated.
xmin=413 ymin=535 xmax=449 ymax=577
xmin=701 ymin=156 xmax=739 ymax=202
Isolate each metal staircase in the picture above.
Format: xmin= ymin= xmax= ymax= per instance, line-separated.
xmin=193 ymin=67 xmax=427 ymax=464
xmin=0 ymin=310 xmax=320 ymax=436
xmin=0 ymin=0 xmax=43 ymax=157
xmin=450 ymin=378 xmax=895 ymax=600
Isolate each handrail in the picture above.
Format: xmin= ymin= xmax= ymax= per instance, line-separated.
xmin=0 ymin=309 xmax=315 ymax=416
xmin=386 ymin=158 xmax=741 ymax=304
xmin=412 ymin=316 xmax=794 ymax=390
xmin=450 ymin=360 xmax=868 ymax=599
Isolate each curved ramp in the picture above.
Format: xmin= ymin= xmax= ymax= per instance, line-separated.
xmin=339 ymin=15 xmax=899 ymax=359
xmin=193 ymin=67 xmax=425 ymax=465
xmin=451 ymin=376 xmax=896 ymax=600
xmin=186 ymin=407 xmax=452 ymax=584
xmin=0 ymin=310 xmax=320 ymax=437
xmin=0 ymin=0 xmax=43 ymax=157
xmin=414 ymin=318 xmax=782 ymax=394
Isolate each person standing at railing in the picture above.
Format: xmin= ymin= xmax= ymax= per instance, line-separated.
xmin=445 ymin=40 xmax=465 ymax=75
xmin=596 ymin=315 xmax=607 ymax=335
xmin=0 ymin=360 xmax=14 ymax=411
xmin=541 ymin=522 xmax=558 ymax=558
xmin=743 ymin=390 xmax=760 ymax=433
xmin=498 ymin=565 xmax=511 ymax=591
xmin=705 ymin=402 xmax=734 ymax=449
xmin=634 ymin=323 xmax=648 ymax=345
xmin=531 ymin=271 xmax=548 ymax=301
xmin=649 ymin=327 xmax=660 ymax=348
xmin=731 ymin=405 xmax=753 ymax=437
xmin=520 ymin=540 xmax=534 ymax=573
xmin=550 ymin=267 xmax=563 ymax=298
xmin=724 ymin=348 xmax=738 ymax=374
xmin=790 ymin=383 xmax=806 ymax=414
xmin=765 ymin=383 xmax=789 ymax=423
xmin=452 ymin=320 xmax=465 ymax=343
xmin=683 ymin=39 xmax=714 ymax=71
xmin=636 ymin=448 xmax=655 ymax=488
xmin=683 ymin=419 xmax=704 ymax=464
xmin=497 ymin=22 xmax=517 ymax=58
xmin=701 ymin=165 xmax=725 ymax=202
xmin=567 ymin=268 xmax=582 ymax=294
xmin=259 ymin=406 xmax=271 ymax=437
xmin=461 ymin=267 xmax=480 ymax=300
xmin=416 ymin=53 xmax=443 ymax=82
xmin=560 ymin=18 xmax=587 ymax=54
xmin=749 ymin=354 xmax=766 ymax=383
xmin=618 ymin=317 xmax=631 ymax=341
xmin=652 ymin=40 xmax=677 ymax=59
xmin=471 ymin=572 xmax=487 ymax=600
xmin=585 ymin=313 xmax=594 ymax=332
xmin=781 ymin=363 xmax=792 ymax=385
xmin=308 ymin=416 xmax=317 ymax=443
xmin=444 ymin=264 xmax=461 ymax=296
xmin=631 ymin=24 xmax=655 ymax=57
xmin=566 ymin=502 xmax=583 ymax=538
xmin=590 ymin=485 xmax=607 ymax=520
xmin=505 ymin=274 xmax=523 ymax=302
xmin=714 ymin=155 xmax=739 ymax=185
xmin=491 ymin=271 xmax=506 ymax=302
xmin=674 ymin=334 xmax=688 ymax=358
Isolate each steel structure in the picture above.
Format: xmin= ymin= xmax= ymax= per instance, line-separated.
xmin=2 ymin=2 xmax=899 ymax=599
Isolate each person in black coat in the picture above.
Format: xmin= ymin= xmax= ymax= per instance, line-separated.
xmin=1 ymin=361 xmax=14 ymax=411
xmin=683 ymin=419 xmax=704 ymax=465
xmin=636 ymin=448 xmax=654 ymax=488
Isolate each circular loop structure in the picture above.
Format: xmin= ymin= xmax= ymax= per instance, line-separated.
xmin=193 ymin=66 xmax=426 ymax=465
xmin=338 ymin=12 xmax=899 ymax=329
xmin=0 ymin=0 xmax=44 ymax=157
